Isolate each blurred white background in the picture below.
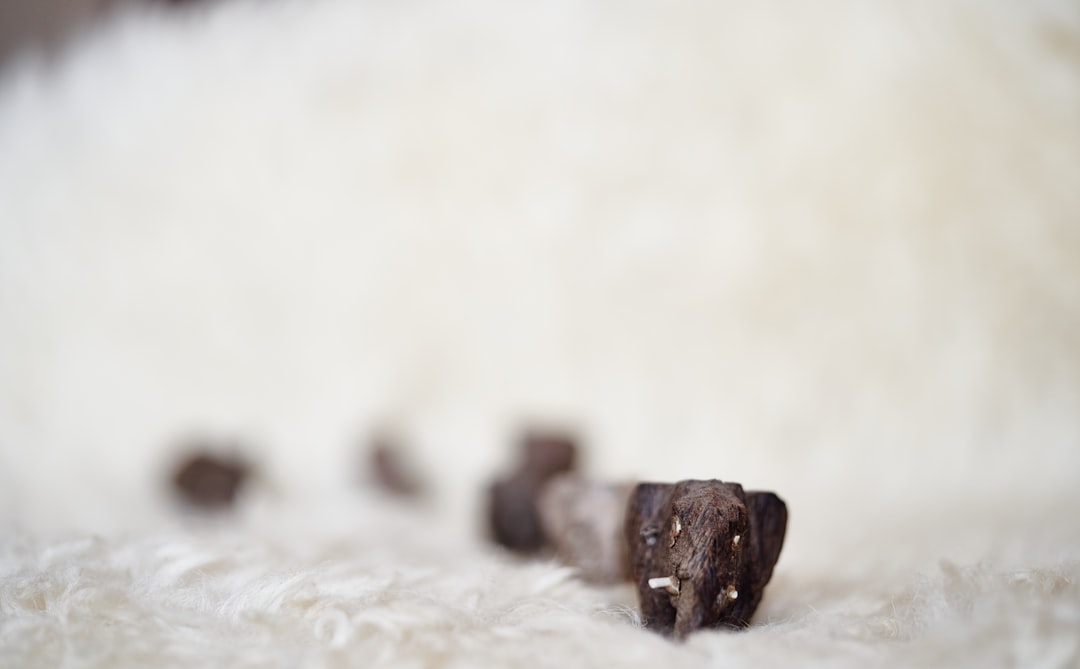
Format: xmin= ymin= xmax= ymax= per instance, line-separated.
xmin=0 ymin=0 xmax=1077 ymax=547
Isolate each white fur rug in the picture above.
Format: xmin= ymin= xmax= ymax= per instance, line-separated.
xmin=1 ymin=0 xmax=1079 ymax=666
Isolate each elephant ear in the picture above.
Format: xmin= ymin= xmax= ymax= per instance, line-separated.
xmin=745 ymin=491 xmax=787 ymax=590
xmin=625 ymin=483 xmax=676 ymax=558
xmin=625 ymin=483 xmax=677 ymax=634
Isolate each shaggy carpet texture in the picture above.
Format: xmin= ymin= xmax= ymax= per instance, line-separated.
xmin=1 ymin=0 xmax=1079 ymax=667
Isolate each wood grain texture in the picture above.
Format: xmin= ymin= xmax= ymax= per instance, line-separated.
xmin=625 ymin=480 xmax=787 ymax=638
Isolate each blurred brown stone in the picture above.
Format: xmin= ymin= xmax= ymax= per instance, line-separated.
xmin=172 ymin=451 xmax=249 ymax=509
xmin=487 ymin=430 xmax=578 ymax=553
xmin=368 ymin=437 xmax=424 ymax=498
xmin=520 ymin=432 xmax=577 ymax=480
xmin=625 ymin=479 xmax=787 ymax=638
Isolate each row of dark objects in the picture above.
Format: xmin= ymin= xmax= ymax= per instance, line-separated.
xmin=170 ymin=435 xmax=423 ymax=509
xmin=170 ymin=431 xmax=788 ymax=640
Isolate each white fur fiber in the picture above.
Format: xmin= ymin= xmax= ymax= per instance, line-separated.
xmin=1 ymin=0 xmax=1079 ymax=666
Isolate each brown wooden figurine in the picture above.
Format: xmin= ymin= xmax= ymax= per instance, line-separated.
xmin=624 ymin=479 xmax=787 ymax=638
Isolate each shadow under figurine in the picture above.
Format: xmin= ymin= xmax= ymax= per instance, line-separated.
xmin=625 ymin=480 xmax=787 ymax=639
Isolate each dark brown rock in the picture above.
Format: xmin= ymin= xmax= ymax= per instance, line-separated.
xmin=624 ymin=479 xmax=787 ymax=639
xmin=368 ymin=437 xmax=424 ymax=498
xmin=537 ymin=475 xmax=633 ymax=583
xmin=172 ymin=451 xmax=249 ymax=510
xmin=487 ymin=431 xmax=578 ymax=553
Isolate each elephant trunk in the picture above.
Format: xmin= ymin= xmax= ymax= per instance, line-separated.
xmin=673 ymin=578 xmax=714 ymax=639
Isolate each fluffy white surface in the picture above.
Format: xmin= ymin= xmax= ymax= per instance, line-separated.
xmin=1 ymin=0 xmax=1079 ymax=666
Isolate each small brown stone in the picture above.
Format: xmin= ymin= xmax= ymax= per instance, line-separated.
xmin=537 ymin=475 xmax=633 ymax=583
xmin=172 ymin=451 xmax=249 ymax=510
xmin=519 ymin=432 xmax=577 ymax=480
xmin=624 ymin=479 xmax=787 ymax=639
xmin=487 ymin=430 xmax=578 ymax=553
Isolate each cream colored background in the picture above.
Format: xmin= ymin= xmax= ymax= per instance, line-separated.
xmin=1 ymin=0 xmax=1077 ymax=545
